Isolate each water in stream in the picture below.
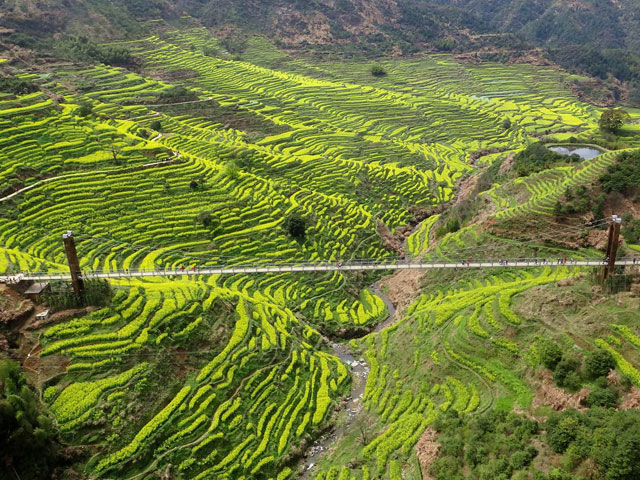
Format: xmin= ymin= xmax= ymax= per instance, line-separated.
xmin=300 ymin=285 xmax=397 ymax=477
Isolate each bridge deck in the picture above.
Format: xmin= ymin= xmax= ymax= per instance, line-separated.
xmin=1 ymin=258 xmax=638 ymax=283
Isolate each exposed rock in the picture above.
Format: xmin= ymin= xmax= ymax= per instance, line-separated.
xmin=378 ymin=268 xmax=424 ymax=317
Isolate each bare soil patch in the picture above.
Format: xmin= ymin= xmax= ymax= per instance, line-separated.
xmin=415 ymin=426 xmax=440 ymax=480
xmin=532 ymin=370 xmax=589 ymax=412
xmin=378 ymin=268 xmax=424 ymax=317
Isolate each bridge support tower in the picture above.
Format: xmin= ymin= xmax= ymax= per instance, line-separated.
xmin=63 ymin=231 xmax=84 ymax=297
xmin=602 ymin=215 xmax=622 ymax=282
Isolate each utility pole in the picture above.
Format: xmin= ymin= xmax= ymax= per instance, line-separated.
xmin=62 ymin=231 xmax=84 ymax=297
xmin=602 ymin=215 xmax=622 ymax=282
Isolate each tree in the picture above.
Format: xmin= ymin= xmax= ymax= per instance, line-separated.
xmin=0 ymin=360 xmax=60 ymax=479
xmin=546 ymin=412 xmax=580 ymax=453
xmin=150 ymin=120 xmax=162 ymax=132
xmin=76 ymin=102 xmax=93 ymax=117
xmin=553 ymin=356 xmax=582 ymax=390
xmin=370 ymin=64 xmax=387 ymax=77
xmin=283 ymin=213 xmax=308 ymax=241
xmin=585 ymin=348 xmax=616 ymax=379
xmin=599 ymin=108 xmax=631 ymax=133
xmin=502 ymin=118 xmax=512 ymax=130
xmin=586 ymin=387 xmax=618 ymax=408
xmin=540 ymin=340 xmax=563 ymax=370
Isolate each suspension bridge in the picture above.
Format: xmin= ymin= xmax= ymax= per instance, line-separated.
xmin=0 ymin=216 xmax=635 ymax=287
xmin=2 ymin=258 xmax=638 ymax=284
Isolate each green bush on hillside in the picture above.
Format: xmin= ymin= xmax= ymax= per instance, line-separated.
xmin=513 ymin=143 xmax=580 ymax=176
xmin=370 ymin=64 xmax=387 ymax=77
xmin=539 ymin=340 xmax=563 ymax=370
xmin=0 ymin=76 xmax=39 ymax=95
xmin=621 ymin=214 xmax=640 ymax=245
xmin=0 ymin=359 xmax=60 ymax=480
xmin=584 ymin=348 xmax=615 ymax=379
xmin=600 ymin=150 xmax=640 ymax=194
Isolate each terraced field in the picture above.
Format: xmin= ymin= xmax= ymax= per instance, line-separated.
xmin=2 ymin=28 xmax=640 ymax=480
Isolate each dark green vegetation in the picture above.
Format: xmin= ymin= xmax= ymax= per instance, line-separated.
xmin=2 ymin=1 xmax=640 ymax=103
xmin=1 ymin=14 xmax=640 ymax=480
xmin=514 ymin=143 xmax=580 ymax=177
xmin=554 ymin=149 xmax=640 ymax=220
xmin=539 ymin=338 xmax=617 ymax=393
xmin=0 ymin=359 xmax=60 ymax=480
xmin=599 ymin=150 xmax=640 ymax=195
xmin=0 ymin=75 xmax=39 ymax=95
xmin=600 ymin=109 xmax=631 ymax=134
xmin=43 ymin=278 xmax=112 ymax=310
xmin=53 ymin=36 xmax=134 ymax=66
xmin=431 ymin=407 xmax=640 ymax=480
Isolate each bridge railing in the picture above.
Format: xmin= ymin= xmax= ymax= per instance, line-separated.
xmin=4 ymin=257 xmax=639 ymax=281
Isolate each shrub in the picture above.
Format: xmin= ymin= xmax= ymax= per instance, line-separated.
xmin=540 ymin=340 xmax=563 ymax=370
xmin=282 ymin=213 xmax=308 ymax=241
xmin=585 ymin=348 xmax=615 ymax=379
xmin=197 ymin=211 xmax=213 ymax=227
xmin=0 ymin=76 xmax=39 ymax=95
xmin=546 ymin=412 xmax=580 ymax=453
xmin=510 ymin=446 xmax=538 ymax=469
xmin=370 ymin=64 xmax=387 ymax=77
xmin=600 ymin=150 xmax=640 ymax=194
xmin=586 ymin=388 xmax=618 ymax=408
xmin=157 ymin=86 xmax=197 ymax=102
xmin=554 ymin=356 xmax=582 ymax=390
xmin=75 ymin=103 xmax=93 ymax=117
xmin=513 ymin=143 xmax=578 ymax=177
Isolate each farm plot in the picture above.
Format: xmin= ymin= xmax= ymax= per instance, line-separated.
xmin=41 ymin=280 xmax=348 ymax=479
xmin=0 ymin=30 xmax=624 ymax=480
xmin=306 ymin=266 xmax=579 ymax=479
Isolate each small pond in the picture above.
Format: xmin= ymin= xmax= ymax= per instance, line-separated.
xmin=549 ymin=145 xmax=603 ymax=160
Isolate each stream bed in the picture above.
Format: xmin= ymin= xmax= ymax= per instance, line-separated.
xmin=299 ymin=284 xmax=397 ymax=477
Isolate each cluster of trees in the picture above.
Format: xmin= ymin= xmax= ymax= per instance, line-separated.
xmin=54 ymin=36 xmax=134 ymax=66
xmin=599 ymin=150 xmax=640 ymax=195
xmin=43 ymin=279 xmax=112 ymax=310
xmin=430 ymin=392 xmax=640 ymax=479
xmin=546 ymin=408 xmax=640 ymax=479
xmin=540 ymin=340 xmax=618 ymax=399
xmin=553 ymin=149 xmax=639 ymax=223
xmin=553 ymin=185 xmax=604 ymax=219
xmin=156 ymin=86 xmax=199 ymax=104
xmin=622 ymin=214 xmax=640 ymax=245
xmin=0 ymin=76 xmax=39 ymax=95
xmin=429 ymin=408 xmax=541 ymax=480
xmin=0 ymin=359 xmax=60 ymax=480
xmin=513 ymin=143 xmax=580 ymax=177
